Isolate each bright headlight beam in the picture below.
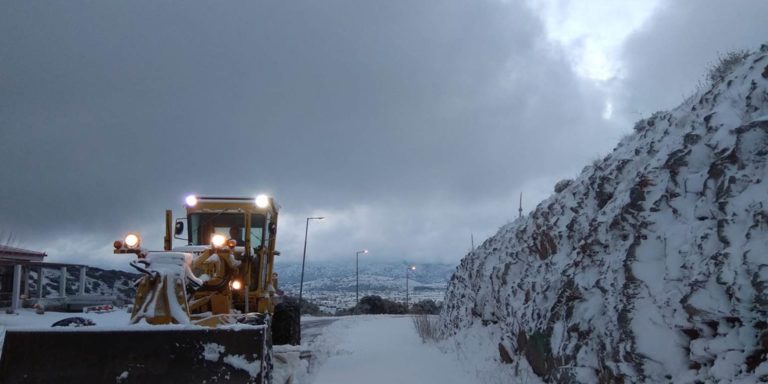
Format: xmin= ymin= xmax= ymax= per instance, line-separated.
xmin=124 ymin=234 xmax=140 ymax=248
xmin=211 ymin=234 xmax=226 ymax=247
xmin=231 ymin=280 xmax=243 ymax=290
xmin=255 ymin=194 xmax=270 ymax=208
xmin=185 ymin=195 xmax=198 ymax=207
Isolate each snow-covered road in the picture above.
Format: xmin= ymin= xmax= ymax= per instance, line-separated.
xmin=307 ymin=315 xmax=476 ymax=384
xmin=1 ymin=311 xmax=486 ymax=383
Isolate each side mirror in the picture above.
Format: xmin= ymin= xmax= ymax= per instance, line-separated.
xmin=174 ymin=221 xmax=184 ymax=236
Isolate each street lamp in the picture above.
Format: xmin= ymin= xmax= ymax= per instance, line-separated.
xmin=406 ymin=265 xmax=416 ymax=312
xmin=299 ymin=216 xmax=324 ymax=313
xmin=356 ymin=249 xmax=368 ymax=306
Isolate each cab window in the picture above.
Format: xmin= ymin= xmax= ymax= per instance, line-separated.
xmin=188 ymin=213 xmax=266 ymax=246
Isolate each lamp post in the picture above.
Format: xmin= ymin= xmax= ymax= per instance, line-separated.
xmin=406 ymin=265 xmax=416 ymax=312
xmin=299 ymin=216 xmax=324 ymax=313
xmin=356 ymin=249 xmax=368 ymax=306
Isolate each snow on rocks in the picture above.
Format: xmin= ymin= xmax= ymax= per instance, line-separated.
xmin=441 ymin=43 xmax=768 ymax=383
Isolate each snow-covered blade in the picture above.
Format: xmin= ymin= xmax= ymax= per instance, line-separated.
xmin=441 ymin=44 xmax=768 ymax=382
xmin=0 ymin=323 xmax=271 ymax=384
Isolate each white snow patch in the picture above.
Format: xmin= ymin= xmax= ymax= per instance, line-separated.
xmin=202 ymin=343 xmax=225 ymax=362
xmin=0 ymin=326 xmax=5 ymax=361
xmin=308 ymin=315 xmax=477 ymax=384
xmin=115 ymin=371 xmax=129 ymax=382
xmin=273 ymin=344 xmax=305 ymax=384
xmin=222 ymin=354 xmax=261 ymax=377
xmin=631 ymin=297 xmax=688 ymax=380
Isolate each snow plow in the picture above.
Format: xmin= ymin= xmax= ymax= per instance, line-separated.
xmin=0 ymin=195 xmax=300 ymax=383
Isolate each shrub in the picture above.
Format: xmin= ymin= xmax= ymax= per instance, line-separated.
xmin=412 ymin=314 xmax=441 ymax=343
xmin=410 ymin=299 xmax=441 ymax=315
xmin=337 ymin=295 xmax=406 ymax=315
xmin=708 ymin=50 xmax=750 ymax=85
xmin=280 ymin=296 xmax=330 ymax=316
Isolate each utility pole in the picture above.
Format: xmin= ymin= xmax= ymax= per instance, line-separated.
xmin=406 ymin=265 xmax=415 ymax=312
xmin=355 ymin=249 xmax=368 ymax=306
xmin=518 ymin=192 xmax=523 ymax=218
xmin=300 ymin=217 xmax=324 ymax=314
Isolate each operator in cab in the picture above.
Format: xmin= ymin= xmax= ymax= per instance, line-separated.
xmin=229 ymin=226 xmax=245 ymax=246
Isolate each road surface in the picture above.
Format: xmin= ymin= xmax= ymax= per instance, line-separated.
xmin=307 ymin=316 xmax=476 ymax=384
xmin=302 ymin=317 xmax=337 ymax=345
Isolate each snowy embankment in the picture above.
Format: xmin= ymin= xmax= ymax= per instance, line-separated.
xmin=441 ymin=44 xmax=768 ymax=383
xmin=306 ymin=315 xmax=477 ymax=384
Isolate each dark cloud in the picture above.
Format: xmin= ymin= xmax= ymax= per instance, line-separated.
xmin=617 ymin=0 xmax=768 ymax=118
xmin=1 ymin=1 xmax=637 ymax=269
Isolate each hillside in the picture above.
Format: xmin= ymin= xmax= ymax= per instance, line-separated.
xmin=441 ymin=45 xmax=768 ymax=383
xmin=274 ymin=261 xmax=454 ymax=312
xmin=29 ymin=267 xmax=137 ymax=300
xmin=274 ymin=261 xmax=454 ymax=293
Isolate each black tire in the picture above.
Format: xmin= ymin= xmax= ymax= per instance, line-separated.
xmin=51 ymin=317 xmax=96 ymax=327
xmin=272 ymin=302 xmax=300 ymax=346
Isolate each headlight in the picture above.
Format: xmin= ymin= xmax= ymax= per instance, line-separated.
xmin=231 ymin=280 xmax=243 ymax=290
xmin=211 ymin=234 xmax=226 ymax=247
xmin=124 ymin=234 xmax=140 ymax=248
xmin=185 ymin=195 xmax=198 ymax=207
xmin=255 ymin=194 xmax=270 ymax=208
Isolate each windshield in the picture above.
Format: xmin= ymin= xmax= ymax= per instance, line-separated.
xmin=188 ymin=213 xmax=266 ymax=246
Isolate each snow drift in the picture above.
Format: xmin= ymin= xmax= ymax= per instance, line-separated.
xmin=440 ymin=44 xmax=768 ymax=383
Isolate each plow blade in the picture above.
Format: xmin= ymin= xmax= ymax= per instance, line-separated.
xmin=0 ymin=325 xmax=271 ymax=384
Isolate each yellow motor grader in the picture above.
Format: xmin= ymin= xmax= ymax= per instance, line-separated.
xmin=0 ymin=195 xmax=300 ymax=384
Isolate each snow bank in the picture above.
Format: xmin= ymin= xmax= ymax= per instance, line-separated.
xmin=273 ymin=344 xmax=306 ymax=384
xmin=441 ymin=43 xmax=768 ymax=383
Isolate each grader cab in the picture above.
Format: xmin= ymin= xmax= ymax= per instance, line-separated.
xmin=0 ymin=195 xmax=300 ymax=384
xmin=124 ymin=195 xmax=287 ymax=326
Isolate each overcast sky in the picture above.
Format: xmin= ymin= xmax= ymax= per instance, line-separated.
xmin=1 ymin=1 xmax=767 ymax=270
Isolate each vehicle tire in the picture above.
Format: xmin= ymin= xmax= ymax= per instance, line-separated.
xmin=272 ymin=303 xmax=300 ymax=346
xmin=51 ymin=317 xmax=96 ymax=327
